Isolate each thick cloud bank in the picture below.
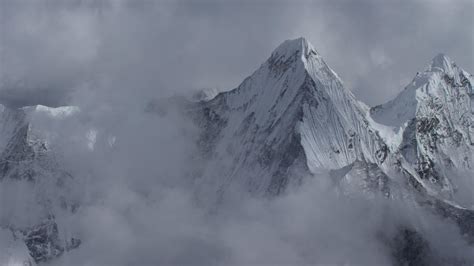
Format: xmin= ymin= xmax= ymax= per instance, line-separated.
xmin=0 ymin=97 xmax=471 ymax=265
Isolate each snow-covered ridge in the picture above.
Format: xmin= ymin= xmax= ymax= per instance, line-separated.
xmin=428 ymin=53 xmax=456 ymax=74
xmin=271 ymin=37 xmax=343 ymax=84
xmin=24 ymin=105 xmax=80 ymax=119
xmin=271 ymin=37 xmax=318 ymax=61
xmin=370 ymin=52 xmax=473 ymax=207
xmin=0 ymin=104 xmax=85 ymax=151
xmin=189 ymin=88 xmax=221 ymax=102
xmin=371 ymin=53 xmax=472 ymax=127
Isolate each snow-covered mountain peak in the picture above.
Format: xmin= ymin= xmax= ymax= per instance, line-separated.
xmin=266 ymin=37 xmax=342 ymax=89
xmin=416 ymin=53 xmax=472 ymax=95
xmin=427 ymin=53 xmax=455 ymax=74
xmin=193 ymin=37 xmax=391 ymax=197
xmin=371 ymin=53 xmax=472 ymax=127
xmin=22 ymin=105 xmax=80 ymax=120
xmin=369 ymin=53 xmax=473 ymax=207
xmin=270 ymin=37 xmax=318 ymax=60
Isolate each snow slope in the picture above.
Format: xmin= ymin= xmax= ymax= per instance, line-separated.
xmin=371 ymin=53 xmax=474 ymax=207
xmin=192 ymin=38 xmax=391 ymax=199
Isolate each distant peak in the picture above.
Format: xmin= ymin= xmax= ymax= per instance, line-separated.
xmin=428 ymin=53 xmax=455 ymax=74
xmin=271 ymin=37 xmax=318 ymax=60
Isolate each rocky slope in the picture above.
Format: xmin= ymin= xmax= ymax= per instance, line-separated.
xmin=0 ymin=105 xmax=82 ymax=264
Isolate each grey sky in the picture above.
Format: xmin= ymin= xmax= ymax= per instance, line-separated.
xmin=0 ymin=0 xmax=473 ymax=106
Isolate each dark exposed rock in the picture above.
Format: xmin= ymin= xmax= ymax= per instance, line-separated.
xmin=23 ymin=219 xmax=65 ymax=263
xmin=18 ymin=218 xmax=81 ymax=263
xmin=429 ymin=199 xmax=474 ymax=244
xmin=375 ymin=144 xmax=388 ymax=164
xmin=391 ymin=227 xmax=431 ymax=266
xmin=416 ymin=117 xmax=440 ymax=134
xmin=0 ymin=125 xmax=36 ymax=181
xmin=267 ymin=130 xmax=307 ymax=195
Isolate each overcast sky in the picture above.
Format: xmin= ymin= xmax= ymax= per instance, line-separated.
xmin=0 ymin=0 xmax=473 ymax=106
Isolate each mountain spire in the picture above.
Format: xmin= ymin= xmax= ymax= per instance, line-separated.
xmin=270 ymin=37 xmax=319 ymax=61
xmin=428 ymin=53 xmax=455 ymax=74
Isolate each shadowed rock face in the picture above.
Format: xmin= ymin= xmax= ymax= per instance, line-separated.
xmin=2 ymin=217 xmax=81 ymax=264
xmin=391 ymin=228 xmax=431 ymax=266
xmin=21 ymin=218 xmax=80 ymax=263
xmin=389 ymin=223 xmax=474 ymax=266
xmin=429 ymin=199 xmax=474 ymax=244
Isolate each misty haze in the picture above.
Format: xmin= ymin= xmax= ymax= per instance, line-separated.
xmin=0 ymin=0 xmax=473 ymax=265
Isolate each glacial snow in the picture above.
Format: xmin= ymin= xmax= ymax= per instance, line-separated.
xmin=371 ymin=53 xmax=474 ymax=207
